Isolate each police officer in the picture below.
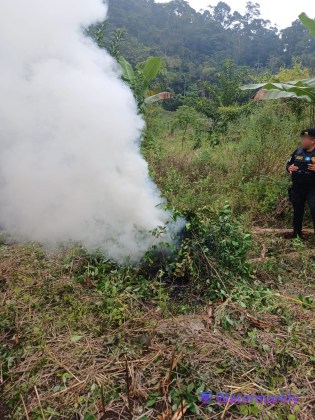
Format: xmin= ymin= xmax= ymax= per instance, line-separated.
xmin=286 ymin=129 xmax=315 ymax=238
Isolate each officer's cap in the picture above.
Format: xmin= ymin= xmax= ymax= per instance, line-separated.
xmin=301 ymin=128 xmax=315 ymax=138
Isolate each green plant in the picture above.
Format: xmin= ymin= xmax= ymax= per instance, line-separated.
xmin=158 ymin=203 xmax=253 ymax=300
xmin=145 ymin=380 xmax=204 ymax=416
xmin=204 ymin=59 xmax=250 ymax=107
xmin=108 ymin=28 xmax=127 ymax=59
xmin=86 ymin=21 xmax=107 ymax=49
xmin=241 ymin=12 xmax=315 ymax=125
xmin=86 ymin=22 xmax=168 ymax=113
xmin=241 ymin=78 xmax=315 ymax=104
xmin=69 ymin=251 xmax=169 ymax=325
xmin=119 ymin=55 xmax=169 ymax=112
xmin=241 ymin=73 xmax=315 ymax=126
xmin=299 ymin=13 xmax=315 ymax=38
xmin=171 ymin=106 xmax=209 ymax=150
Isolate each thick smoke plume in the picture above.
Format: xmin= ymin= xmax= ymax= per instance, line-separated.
xmin=0 ymin=0 xmax=172 ymax=261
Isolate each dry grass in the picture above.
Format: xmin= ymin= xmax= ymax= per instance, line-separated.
xmin=1 ymin=235 xmax=315 ymax=419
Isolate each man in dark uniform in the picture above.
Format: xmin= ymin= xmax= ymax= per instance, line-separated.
xmin=286 ymin=129 xmax=315 ymax=238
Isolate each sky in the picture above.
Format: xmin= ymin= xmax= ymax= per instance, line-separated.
xmin=156 ymin=0 xmax=315 ymax=29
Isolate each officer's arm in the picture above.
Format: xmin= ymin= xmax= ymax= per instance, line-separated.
xmin=286 ymin=150 xmax=296 ymax=173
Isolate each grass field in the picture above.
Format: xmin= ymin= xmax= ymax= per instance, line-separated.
xmin=1 ymin=105 xmax=315 ymax=419
xmin=1 ymin=233 xmax=315 ymax=419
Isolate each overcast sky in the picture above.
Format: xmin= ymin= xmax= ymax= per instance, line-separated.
xmin=156 ymin=0 xmax=315 ymax=29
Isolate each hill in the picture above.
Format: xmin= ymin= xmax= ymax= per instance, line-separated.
xmin=104 ymin=0 xmax=315 ymax=95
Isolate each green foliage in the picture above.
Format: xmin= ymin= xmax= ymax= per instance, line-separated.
xmin=142 ymin=57 xmax=163 ymax=86
xmin=204 ymin=60 xmax=250 ymax=107
xmin=105 ymin=0 xmax=315 ymax=99
xmin=118 ymin=56 xmax=135 ymax=82
xmin=271 ymin=60 xmax=311 ymax=83
xmin=241 ymin=78 xmax=315 ymax=104
xmin=299 ymin=13 xmax=315 ymax=38
xmin=182 ymin=96 xmax=217 ymax=119
xmin=87 ymin=23 xmax=126 ymax=58
xmin=63 ymin=202 xmax=253 ymax=308
xmin=242 ymin=64 xmax=315 ymax=125
xmin=119 ymin=55 xmax=164 ymax=111
xmin=162 ymin=203 xmax=252 ymax=300
xmin=241 ymin=176 xmax=289 ymax=220
xmin=171 ymin=106 xmax=209 ymax=149
xmin=69 ymin=251 xmax=168 ymax=325
xmin=207 ymin=203 xmax=252 ymax=276
xmin=86 ymin=1 xmax=315 ymax=107
xmin=86 ymin=21 xmax=107 ymax=49
xmin=167 ymin=60 xmax=254 ymax=135
xmin=87 ymin=21 xmax=165 ymax=112
xmin=214 ymin=103 xmax=253 ymax=134
xmin=106 ymin=0 xmax=309 ymax=74
xmin=231 ymin=284 xmax=276 ymax=312
xmin=146 ymin=96 xmax=309 ymax=224
xmin=108 ymin=28 xmax=127 ymax=59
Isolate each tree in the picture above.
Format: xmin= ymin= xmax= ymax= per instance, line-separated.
xmin=87 ymin=1 xmax=315 ymax=98
xmin=240 ymin=13 xmax=315 ymax=125
xmin=281 ymin=19 xmax=315 ymax=67
xmin=204 ymin=60 xmax=250 ymax=106
xmin=171 ymin=106 xmax=208 ymax=149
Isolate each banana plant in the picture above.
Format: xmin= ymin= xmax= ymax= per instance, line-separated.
xmin=240 ymin=78 xmax=315 ymax=103
xmin=118 ymin=56 xmax=171 ymax=112
xmin=87 ymin=24 xmax=170 ymax=112
xmin=240 ymin=77 xmax=315 ymax=125
xmin=299 ymin=12 xmax=315 ymax=37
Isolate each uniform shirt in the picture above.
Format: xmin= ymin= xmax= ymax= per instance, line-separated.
xmin=286 ymin=147 xmax=315 ymax=186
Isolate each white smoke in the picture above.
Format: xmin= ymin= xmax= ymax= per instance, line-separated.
xmin=0 ymin=0 xmax=173 ymax=261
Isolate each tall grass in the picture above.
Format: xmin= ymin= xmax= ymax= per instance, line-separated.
xmin=144 ymin=101 xmax=311 ymax=227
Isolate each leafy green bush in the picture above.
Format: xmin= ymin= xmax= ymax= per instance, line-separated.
xmin=67 ymin=203 xmax=252 ymax=307
xmin=171 ymin=105 xmax=209 ymax=149
xmin=65 ymin=250 xmax=168 ymax=325
xmin=142 ymin=203 xmax=253 ymax=301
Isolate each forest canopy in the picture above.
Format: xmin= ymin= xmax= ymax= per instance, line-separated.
xmin=105 ymin=0 xmax=315 ymax=75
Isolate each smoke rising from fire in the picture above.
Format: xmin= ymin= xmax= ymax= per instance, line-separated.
xmin=0 ymin=0 xmax=173 ymax=261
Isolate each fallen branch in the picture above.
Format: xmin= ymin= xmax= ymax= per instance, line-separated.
xmin=34 ymin=386 xmax=46 ymax=420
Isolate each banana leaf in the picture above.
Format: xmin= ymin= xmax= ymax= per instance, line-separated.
xmin=118 ymin=56 xmax=135 ymax=82
xmin=299 ymin=13 xmax=315 ymax=38
xmin=241 ymin=78 xmax=315 ymax=104
xmin=142 ymin=57 xmax=163 ymax=86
